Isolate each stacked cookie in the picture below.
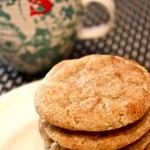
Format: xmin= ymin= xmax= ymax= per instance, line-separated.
xmin=35 ymin=55 xmax=150 ymax=150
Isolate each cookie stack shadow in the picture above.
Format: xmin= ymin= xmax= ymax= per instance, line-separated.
xmin=35 ymin=55 xmax=150 ymax=150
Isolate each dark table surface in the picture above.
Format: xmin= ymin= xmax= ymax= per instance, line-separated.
xmin=0 ymin=0 xmax=150 ymax=95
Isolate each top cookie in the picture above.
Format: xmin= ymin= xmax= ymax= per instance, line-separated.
xmin=35 ymin=54 xmax=150 ymax=131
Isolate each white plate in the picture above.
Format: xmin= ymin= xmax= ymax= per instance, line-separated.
xmin=0 ymin=80 xmax=44 ymax=150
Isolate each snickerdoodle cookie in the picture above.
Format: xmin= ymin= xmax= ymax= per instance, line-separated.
xmin=41 ymin=111 xmax=150 ymax=150
xmin=121 ymin=130 xmax=150 ymax=150
xmin=35 ymin=55 xmax=150 ymax=131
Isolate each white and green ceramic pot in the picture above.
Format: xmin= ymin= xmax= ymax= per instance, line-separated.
xmin=0 ymin=0 xmax=115 ymax=73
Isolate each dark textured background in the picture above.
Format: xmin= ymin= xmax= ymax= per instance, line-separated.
xmin=0 ymin=0 xmax=150 ymax=95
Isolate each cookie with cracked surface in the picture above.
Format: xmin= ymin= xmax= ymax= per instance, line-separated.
xmin=121 ymin=130 xmax=150 ymax=150
xmin=39 ymin=126 xmax=150 ymax=150
xmin=35 ymin=54 xmax=150 ymax=131
xmin=42 ymin=110 xmax=150 ymax=150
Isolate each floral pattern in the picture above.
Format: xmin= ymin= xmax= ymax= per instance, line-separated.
xmin=0 ymin=0 xmax=82 ymax=73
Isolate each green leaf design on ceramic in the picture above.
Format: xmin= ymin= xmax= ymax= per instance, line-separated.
xmin=6 ymin=0 xmax=17 ymax=6
xmin=0 ymin=22 xmax=26 ymax=52
xmin=0 ymin=22 xmax=26 ymax=40
xmin=0 ymin=0 xmax=83 ymax=73
xmin=19 ymin=28 xmax=51 ymax=64
xmin=28 ymin=28 xmax=51 ymax=48
xmin=0 ymin=8 xmax=10 ymax=20
xmin=37 ymin=5 xmax=45 ymax=12
xmin=62 ymin=5 xmax=74 ymax=19
xmin=56 ymin=0 xmax=63 ymax=2
xmin=18 ymin=0 xmax=26 ymax=20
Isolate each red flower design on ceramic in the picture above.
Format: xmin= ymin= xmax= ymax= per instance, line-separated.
xmin=28 ymin=0 xmax=52 ymax=16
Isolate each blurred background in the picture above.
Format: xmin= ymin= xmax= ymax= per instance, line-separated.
xmin=0 ymin=0 xmax=150 ymax=95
